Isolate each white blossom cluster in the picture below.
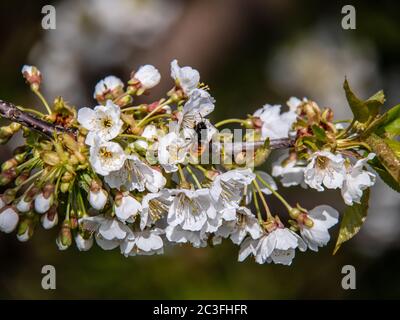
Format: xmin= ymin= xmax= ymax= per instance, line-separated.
xmin=0 ymin=60 xmax=380 ymax=266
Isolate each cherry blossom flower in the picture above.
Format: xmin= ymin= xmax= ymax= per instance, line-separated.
xmin=132 ymin=64 xmax=161 ymax=90
xmin=341 ymin=154 xmax=376 ymax=205
xmin=167 ymin=188 xmax=215 ymax=232
xmin=304 ymin=151 xmax=346 ymax=191
xmin=93 ymin=75 xmax=124 ymax=102
xmin=157 ymin=132 xmax=188 ymax=172
xmin=210 ymin=168 xmax=255 ymax=210
xmin=34 ymin=193 xmax=53 ymax=214
xmin=75 ymin=233 xmax=94 ymax=251
xmin=134 ymin=124 xmax=159 ymax=150
xmin=16 ymin=198 xmax=32 ymax=213
xmin=272 ymin=155 xmax=307 ymax=188
xmin=253 ymin=104 xmax=297 ymax=140
xmin=105 ymin=154 xmax=166 ymax=192
xmin=89 ymin=139 xmax=126 ymax=176
xmin=114 ymin=194 xmax=141 ymax=222
xmin=78 ymin=100 xmax=123 ymax=147
xmin=140 ymin=191 xmax=172 ymax=230
xmin=176 ymin=89 xmax=215 ymax=132
xmin=239 ymin=225 xmax=306 ymax=266
xmin=0 ymin=207 xmax=19 ymax=233
xmin=298 ymin=205 xmax=339 ymax=251
xmin=120 ymin=228 xmax=164 ymax=257
xmin=88 ymin=189 xmax=108 ymax=211
xmin=216 ymin=207 xmax=263 ymax=245
xmin=41 ymin=209 xmax=58 ymax=230
xmin=170 ymin=59 xmax=200 ymax=96
xmin=165 ymin=224 xmax=207 ymax=248
xmin=81 ymin=215 xmax=131 ymax=250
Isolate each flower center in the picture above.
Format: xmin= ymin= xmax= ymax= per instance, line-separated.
xmin=102 ymin=117 xmax=113 ymax=128
xmin=100 ymin=147 xmax=113 ymax=159
xmin=316 ymin=156 xmax=329 ymax=170
xmin=149 ymin=198 xmax=169 ymax=221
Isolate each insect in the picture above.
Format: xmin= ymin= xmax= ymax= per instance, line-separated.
xmin=194 ymin=121 xmax=208 ymax=147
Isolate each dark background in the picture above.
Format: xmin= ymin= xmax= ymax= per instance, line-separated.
xmin=1 ymin=0 xmax=400 ymax=299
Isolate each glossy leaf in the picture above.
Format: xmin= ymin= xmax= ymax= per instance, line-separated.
xmin=333 ymin=189 xmax=370 ymax=255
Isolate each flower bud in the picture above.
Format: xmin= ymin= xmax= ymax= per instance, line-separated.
xmin=75 ymin=232 xmax=94 ymax=251
xmin=322 ymin=108 xmax=334 ymax=123
xmin=41 ymin=151 xmax=60 ymax=166
xmin=15 ymin=170 xmax=30 ymax=186
xmin=94 ymin=76 xmax=124 ymax=103
xmin=0 ymin=168 xmax=17 ymax=186
xmin=302 ymin=101 xmax=321 ymax=124
xmin=34 ymin=192 xmax=53 ymax=214
xmin=88 ymin=189 xmax=108 ymax=211
xmin=115 ymin=94 xmax=133 ymax=107
xmin=70 ymin=212 xmax=78 ymax=230
xmin=1 ymin=158 xmax=18 ymax=172
xmin=41 ymin=205 xmax=58 ymax=229
xmin=14 ymin=152 xmax=27 ymax=164
xmin=22 ymin=65 xmax=42 ymax=90
xmin=130 ymin=65 xmax=161 ymax=91
xmin=0 ymin=206 xmax=19 ymax=233
xmin=61 ymin=171 xmax=74 ymax=183
xmin=289 ymin=207 xmax=301 ymax=219
xmin=60 ymin=182 xmax=70 ymax=193
xmin=56 ymin=220 xmax=72 ymax=250
xmin=16 ymin=197 xmax=32 ymax=213
xmin=242 ymin=119 xmax=254 ymax=129
xmin=17 ymin=217 xmax=34 ymax=242
xmin=3 ymin=188 xmax=17 ymax=204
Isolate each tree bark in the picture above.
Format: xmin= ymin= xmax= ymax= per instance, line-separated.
xmin=0 ymin=99 xmax=294 ymax=149
xmin=0 ymin=99 xmax=74 ymax=137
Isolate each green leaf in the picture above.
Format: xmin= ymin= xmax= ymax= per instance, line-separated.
xmin=333 ymin=189 xmax=370 ymax=255
xmin=311 ymin=124 xmax=326 ymax=142
xmin=343 ymin=78 xmax=385 ymax=123
xmin=375 ymin=103 xmax=400 ymax=137
xmin=369 ymin=159 xmax=400 ymax=193
xmin=366 ymin=133 xmax=400 ymax=183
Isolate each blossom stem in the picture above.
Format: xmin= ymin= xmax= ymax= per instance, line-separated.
xmin=256 ymin=173 xmax=292 ymax=212
xmin=119 ymin=134 xmax=150 ymax=141
xmin=16 ymin=156 xmax=40 ymax=172
xmin=32 ymin=89 xmax=52 ymax=115
xmin=337 ymin=140 xmax=371 ymax=151
xmin=16 ymin=106 xmax=45 ymax=118
xmin=252 ymin=188 xmax=263 ymax=224
xmin=186 ymin=165 xmax=202 ymax=189
xmin=252 ymin=180 xmax=272 ymax=220
xmin=136 ymin=98 xmax=172 ymax=127
xmin=138 ymin=113 xmax=172 ymax=127
xmin=214 ymin=118 xmax=247 ymax=128
xmin=14 ymin=169 xmax=44 ymax=191
xmin=177 ymin=164 xmax=186 ymax=183
xmin=121 ymin=105 xmax=145 ymax=112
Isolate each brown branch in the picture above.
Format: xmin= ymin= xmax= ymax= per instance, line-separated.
xmin=0 ymin=99 xmax=75 ymax=137
xmin=0 ymin=99 xmax=294 ymax=150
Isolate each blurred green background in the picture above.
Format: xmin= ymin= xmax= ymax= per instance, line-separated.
xmin=1 ymin=0 xmax=400 ymax=299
